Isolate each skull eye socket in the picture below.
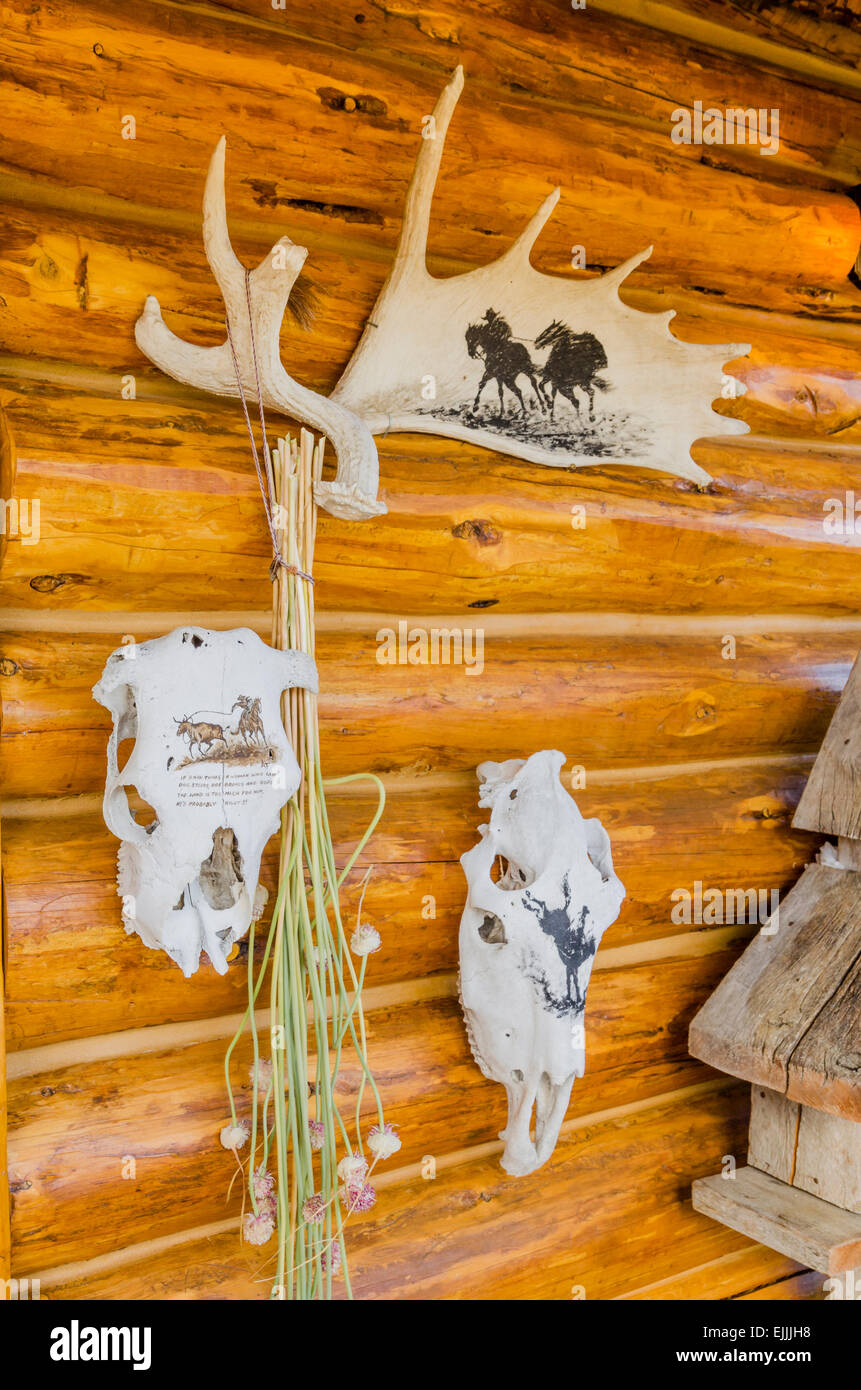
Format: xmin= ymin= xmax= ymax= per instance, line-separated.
xmin=132 ymin=796 xmax=159 ymax=833
xmin=117 ymin=737 xmax=135 ymax=773
xmin=478 ymin=913 xmax=507 ymax=945
xmin=490 ymin=855 xmax=533 ymax=890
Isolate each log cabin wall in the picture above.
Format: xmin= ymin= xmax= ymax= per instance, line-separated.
xmin=1 ymin=0 xmax=859 ymax=1301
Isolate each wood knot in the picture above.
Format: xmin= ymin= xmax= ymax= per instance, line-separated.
xmin=317 ymin=87 xmax=387 ymax=118
xmin=452 ymin=518 xmax=502 ymax=546
xmin=29 ymin=573 xmax=86 ymax=593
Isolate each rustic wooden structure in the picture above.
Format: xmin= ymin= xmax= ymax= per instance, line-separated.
xmin=690 ymin=653 xmax=861 ymax=1284
xmin=1 ymin=0 xmax=860 ymax=1300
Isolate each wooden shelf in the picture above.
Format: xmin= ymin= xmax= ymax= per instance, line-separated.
xmin=693 ymin=1166 xmax=861 ymax=1275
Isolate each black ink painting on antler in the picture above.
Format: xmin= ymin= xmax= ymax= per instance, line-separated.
xmin=453 ymin=308 xmax=648 ymax=458
xmin=333 ymin=67 xmax=749 ymax=484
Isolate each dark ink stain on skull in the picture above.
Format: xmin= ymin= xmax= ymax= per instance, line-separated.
xmin=522 ymin=873 xmax=594 ymax=1013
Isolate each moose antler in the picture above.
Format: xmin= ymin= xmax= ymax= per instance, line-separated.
xmin=333 ymin=67 xmax=749 ymax=485
xmin=135 ymin=138 xmax=384 ymax=521
xmin=138 ymin=68 xmax=748 ymax=499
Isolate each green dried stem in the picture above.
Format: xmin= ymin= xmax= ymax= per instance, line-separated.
xmin=223 ymin=430 xmax=388 ymax=1300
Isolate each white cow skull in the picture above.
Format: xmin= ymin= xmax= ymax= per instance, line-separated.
xmin=459 ymin=750 xmax=625 ymax=1176
xmin=93 ymin=626 xmax=317 ymax=977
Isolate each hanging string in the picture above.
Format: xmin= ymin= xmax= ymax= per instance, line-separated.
xmin=225 ymin=268 xmax=315 ymax=586
xmin=243 ymin=268 xmax=276 ymax=508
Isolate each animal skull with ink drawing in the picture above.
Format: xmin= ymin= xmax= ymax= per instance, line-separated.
xmin=93 ymin=626 xmax=317 ymax=978
xmin=459 ymin=750 xmax=625 ymax=1176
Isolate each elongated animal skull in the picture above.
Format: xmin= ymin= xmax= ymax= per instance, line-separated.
xmin=93 ymin=626 xmax=317 ymax=977
xmin=459 ymin=750 xmax=625 ymax=1176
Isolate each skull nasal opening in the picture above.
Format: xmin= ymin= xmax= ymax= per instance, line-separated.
xmin=199 ymin=827 xmax=245 ymax=910
xmin=478 ymin=912 xmax=507 ymax=944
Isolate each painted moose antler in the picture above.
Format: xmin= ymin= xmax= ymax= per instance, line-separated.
xmin=334 ymin=67 xmax=749 ymax=483
xmin=137 ymin=67 xmax=749 ymax=507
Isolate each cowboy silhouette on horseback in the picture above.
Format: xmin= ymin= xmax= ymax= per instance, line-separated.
xmin=465 ymin=309 xmax=545 ymax=416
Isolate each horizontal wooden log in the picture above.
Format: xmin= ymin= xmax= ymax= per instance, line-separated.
xmin=736 ymin=365 xmax=861 ymax=443
xmin=320 ymin=1082 xmax=755 ymax=1298
xmin=7 ymin=942 xmax=739 ymax=1275
xmin=1 ymin=194 xmax=860 ymax=416
xmin=618 ymin=1242 xmax=809 ymax=1300
xmin=2 ymin=755 xmax=817 ymax=1048
xmin=0 ymin=404 xmax=14 ymax=571
xmin=747 ymin=1085 xmax=799 ymax=1185
xmin=1 ymin=0 xmax=857 ymax=321
xmin=19 ymin=1077 xmax=751 ymax=1293
xmin=3 ymin=362 xmax=861 ymax=615
xmin=42 ymin=1219 xmax=820 ymax=1300
xmin=592 ymin=0 xmax=861 ymax=84
xmin=0 ymin=624 xmax=857 ymax=799
xmin=735 ymin=1267 xmax=825 ymax=1300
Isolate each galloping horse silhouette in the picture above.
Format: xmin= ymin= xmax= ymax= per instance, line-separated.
xmin=534 ymin=323 xmax=610 ymax=420
xmin=465 ymin=309 xmax=544 ymax=416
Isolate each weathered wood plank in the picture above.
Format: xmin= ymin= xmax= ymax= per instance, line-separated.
xmin=747 ymin=1085 xmax=799 ymax=1186
xmin=0 ymin=626 xmax=855 ymax=799
xmin=7 ymin=953 xmax=735 ymax=1274
xmin=689 ymin=864 xmax=861 ymax=1116
xmin=33 ymin=1082 xmax=754 ymax=1298
xmin=788 ymin=950 xmax=861 ymax=1122
xmin=693 ymin=1165 xmax=861 ymax=1274
xmin=748 ymin=1086 xmax=861 ymax=1212
xmin=331 ymin=1082 xmax=755 ymax=1299
xmin=793 ymin=1105 xmax=861 ymax=1214
xmin=795 ymin=651 xmax=861 ymax=839
xmin=1 ymin=754 xmax=817 ymax=1048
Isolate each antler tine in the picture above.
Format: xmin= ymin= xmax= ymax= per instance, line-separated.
xmin=135 ymin=290 xmax=235 ymax=398
xmin=203 ymin=137 xmax=306 ymax=319
xmin=135 ymin=138 xmax=385 ymax=520
xmin=390 ymin=65 xmax=465 ymax=286
xmin=505 ymin=186 xmax=561 ymax=267
xmin=202 ymin=136 xmax=246 ymax=295
xmin=600 ymin=244 xmax=653 ymax=293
